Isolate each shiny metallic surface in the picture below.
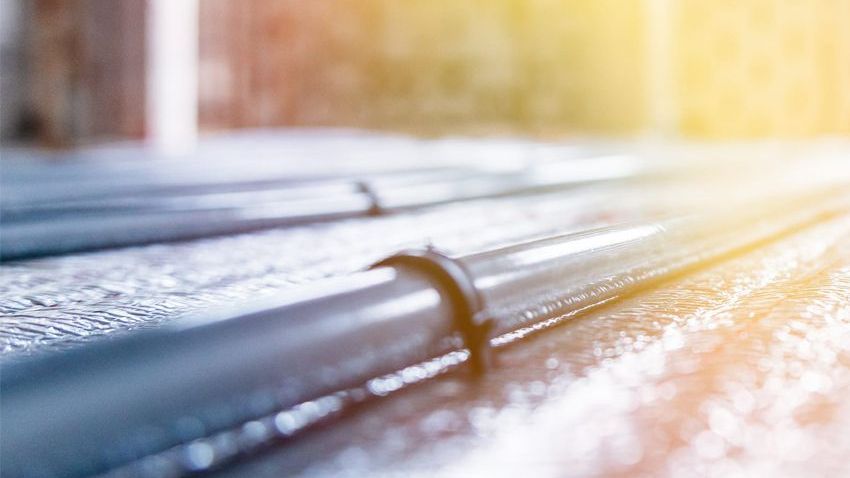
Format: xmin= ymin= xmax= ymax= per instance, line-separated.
xmin=463 ymin=190 xmax=848 ymax=336
xmin=1 ymin=134 xmax=642 ymax=260
xmin=0 ymin=194 xmax=375 ymax=259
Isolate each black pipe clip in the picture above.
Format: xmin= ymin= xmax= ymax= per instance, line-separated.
xmin=356 ymin=181 xmax=383 ymax=216
xmin=372 ymin=246 xmax=493 ymax=374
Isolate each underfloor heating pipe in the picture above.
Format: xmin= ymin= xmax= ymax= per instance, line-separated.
xmin=0 ymin=156 xmax=637 ymax=260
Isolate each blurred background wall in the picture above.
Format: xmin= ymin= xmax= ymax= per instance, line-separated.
xmin=196 ymin=0 xmax=647 ymax=135
xmin=1 ymin=0 xmax=849 ymax=147
xmin=1 ymin=0 xmax=145 ymax=146
xmin=674 ymin=0 xmax=850 ymax=138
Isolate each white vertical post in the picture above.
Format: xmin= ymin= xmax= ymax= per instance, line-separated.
xmin=146 ymin=0 xmax=199 ymax=155
xmin=0 ymin=0 xmax=24 ymax=139
xmin=645 ymin=0 xmax=677 ymax=137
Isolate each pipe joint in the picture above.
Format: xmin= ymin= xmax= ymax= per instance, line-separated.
xmin=372 ymin=247 xmax=493 ymax=373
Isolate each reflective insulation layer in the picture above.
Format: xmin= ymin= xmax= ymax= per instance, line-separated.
xmin=2 ymin=156 xmax=845 ymax=358
xmin=2 ymin=187 xmax=847 ymax=477
xmin=3 ymin=137 xmax=850 ymax=478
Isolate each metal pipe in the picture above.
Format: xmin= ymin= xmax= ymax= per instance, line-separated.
xmin=1 ymin=268 xmax=457 ymax=478
xmin=0 ymin=167 xmax=475 ymax=215
xmin=0 ymin=157 xmax=639 ymax=260
xmin=0 ymin=194 xmax=376 ymax=259
xmin=2 ymin=189 xmax=847 ymax=477
xmin=464 ymin=197 xmax=839 ymax=336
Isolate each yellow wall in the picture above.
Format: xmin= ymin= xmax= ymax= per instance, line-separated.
xmin=673 ymin=0 xmax=850 ymax=137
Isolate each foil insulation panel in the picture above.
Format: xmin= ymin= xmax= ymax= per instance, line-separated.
xmin=2 ymin=134 xmax=850 ymax=477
